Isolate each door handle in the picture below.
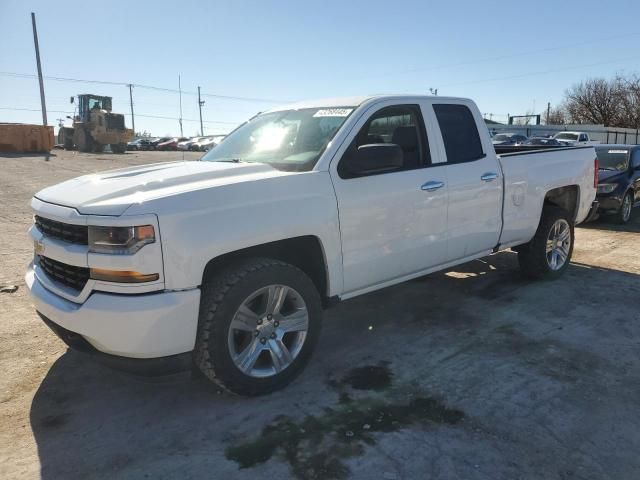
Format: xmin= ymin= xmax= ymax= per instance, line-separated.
xmin=481 ymin=172 xmax=499 ymax=182
xmin=421 ymin=181 xmax=445 ymax=192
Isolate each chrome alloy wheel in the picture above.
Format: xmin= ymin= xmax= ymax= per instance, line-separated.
xmin=546 ymin=218 xmax=571 ymax=271
xmin=228 ymin=285 xmax=309 ymax=378
xmin=622 ymin=194 xmax=632 ymax=222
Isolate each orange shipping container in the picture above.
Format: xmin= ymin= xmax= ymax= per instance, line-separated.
xmin=0 ymin=123 xmax=54 ymax=153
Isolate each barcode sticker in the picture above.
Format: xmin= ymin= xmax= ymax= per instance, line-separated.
xmin=313 ymin=108 xmax=353 ymax=118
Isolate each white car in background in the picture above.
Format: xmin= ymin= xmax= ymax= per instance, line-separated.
xmin=177 ymin=137 xmax=205 ymax=151
xmin=553 ymin=131 xmax=599 ymax=146
xmin=197 ymin=135 xmax=226 ymax=151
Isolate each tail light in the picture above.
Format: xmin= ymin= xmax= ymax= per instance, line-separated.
xmin=594 ymin=157 xmax=599 ymax=187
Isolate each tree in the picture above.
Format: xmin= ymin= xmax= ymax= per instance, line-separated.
xmin=615 ymin=74 xmax=640 ymax=129
xmin=546 ymin=107 xmax=566 ymax=125
xmin=563 ymin=77 xmax=620 ymax=126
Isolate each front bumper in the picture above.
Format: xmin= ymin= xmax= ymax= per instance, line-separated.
xmin=38 ymin=313 xmax=193 ymax=375
xmin=26 ymin=263 xmax=201 ymax=362
xmin=596 ymin=194 xmax=623 ymax=213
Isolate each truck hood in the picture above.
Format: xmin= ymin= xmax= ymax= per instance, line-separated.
xmin=34 ymin=160 xmax=290 ymax=216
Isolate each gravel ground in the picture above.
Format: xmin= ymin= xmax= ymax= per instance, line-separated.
xmin=1 ymin=150 xmax=639 ymax=480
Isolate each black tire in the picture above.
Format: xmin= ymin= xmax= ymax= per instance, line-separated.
xmin=194 ymin=258 xmax=322 ymax=396
xmin=110 ymin=143 xmax=126 ymax=154
xmin=75 ymin=128 xmax=93 ymax=153
xmin=617 ymin=192 xmax=633 ymax=224
xmin=517 ymin=206 xmax=574 ymax=280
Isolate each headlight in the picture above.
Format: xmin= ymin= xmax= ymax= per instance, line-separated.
xmin=88 ymin=225 xmax=155 ymax=254
xmin=597 ymin=183 xmax=617 ymax=194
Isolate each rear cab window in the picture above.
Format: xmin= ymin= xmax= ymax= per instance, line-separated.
xmin=433 ymin=104 xmax=485 ymax=164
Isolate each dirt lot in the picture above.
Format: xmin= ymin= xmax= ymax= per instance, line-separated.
xmin=1 ymin=150 xmax=640 ymax=480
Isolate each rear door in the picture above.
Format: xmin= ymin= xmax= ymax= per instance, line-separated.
xmin=431 ymin=102 xmax=503 ymax=261
xmin=330 ymin=102 xmax=449 ymax=294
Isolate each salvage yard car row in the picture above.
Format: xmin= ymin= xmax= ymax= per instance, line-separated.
xmin=127 ymin=134 xmax=226 ymax=152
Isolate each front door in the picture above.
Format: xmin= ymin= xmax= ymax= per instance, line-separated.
xmin=331 ymin=103 xmax=449 ymax=294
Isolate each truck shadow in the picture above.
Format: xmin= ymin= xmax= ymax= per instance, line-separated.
xmin=29 ymin=251 xmax=640 ymax=479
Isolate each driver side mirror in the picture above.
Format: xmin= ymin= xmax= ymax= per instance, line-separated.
xmin=342 ymin=144 xmax=404 ymax=177
xmin=70 ymin=96 xmax=74 ymax=104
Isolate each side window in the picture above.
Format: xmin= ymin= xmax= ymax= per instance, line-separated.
xmin=579 ymin=134 xmax=587 ymax=142
xmin=338 ymin=104 xmax=429 ymax=178
xmin=632 ymin=150 xmax=640 ymax=168
xmin=433 ymin=104 xmax=484 ymax=164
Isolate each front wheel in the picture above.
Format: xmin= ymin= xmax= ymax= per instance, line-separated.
xmin=617 ymin=192 xmax=633 ymax=224
xmin=517 ymin=206 xmax=574 ymax=280
xmin=194 ymin=258 xmax=322 ymax=395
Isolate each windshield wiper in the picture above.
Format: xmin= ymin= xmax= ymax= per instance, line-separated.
xmin=218 ymin=158 xmax=249 ymax=163
xmin=598 ymin=167 xmax=616 ymax=171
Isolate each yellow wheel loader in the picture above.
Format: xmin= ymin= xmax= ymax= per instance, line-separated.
xmin=58 ymin=94 xmax=133 ymax=153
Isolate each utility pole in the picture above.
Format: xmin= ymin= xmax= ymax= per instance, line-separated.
xmin=31 ymin=12 xmax=47 ymax=126
xmin=178 ymin=75 xmax=183 ymax=137
xmin=198 ymin=86 xmax=205 ymax=137
xmin=128 ymin=84 xmax=135 ymax=136
xmin=546 ymin=102 xmax=551 ymax=125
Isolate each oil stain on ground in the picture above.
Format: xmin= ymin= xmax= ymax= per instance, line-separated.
xmin=226 ymin=384 xmax=464 ymax=479
xmin=327 ymin=361 xmax=393 ymax=392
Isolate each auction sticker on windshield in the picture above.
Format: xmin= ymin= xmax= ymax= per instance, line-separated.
xmin=313 ymin=108 xmax=353 ymax=117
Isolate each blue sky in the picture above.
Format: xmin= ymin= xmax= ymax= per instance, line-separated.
xmin=1 ymin=0 xmax=639 ymax=136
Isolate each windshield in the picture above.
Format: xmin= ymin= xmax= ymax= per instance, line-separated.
xmin=596 ymin=148 xmax=630 ymax=171
xmin=201 ymin=107 xmax=354 ymax=171
xmin=555 ymin=133 xmax=579 ymax=141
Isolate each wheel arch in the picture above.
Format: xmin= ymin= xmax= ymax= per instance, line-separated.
xmin=201 ymin=235 xmax=331 ymax=305
xmin=543 ymin=185 xmax=580 ymax=222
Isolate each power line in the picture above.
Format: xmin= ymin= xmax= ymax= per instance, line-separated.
xmin=0 ymin=106 xmax=239 ymax=125
xmin=135 ymin=113 xmax=238 ymax=125
xmin=375 ymin=32 xmax=640 ymax=78
xmin=0 ymin=71 xmax=290 ymax=103
xmin=440 ymin=55 xmax=640 ymax=89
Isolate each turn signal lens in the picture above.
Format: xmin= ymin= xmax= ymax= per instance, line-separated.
xmin=90 ymin=268 xmax=159 ymax=283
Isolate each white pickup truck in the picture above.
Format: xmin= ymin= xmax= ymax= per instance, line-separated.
xmin=553 ymin=131 xmax=599 ymax=147
xmin=26 ymin=95 xmax=598 ymax=395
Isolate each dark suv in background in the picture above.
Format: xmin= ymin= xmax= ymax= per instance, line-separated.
xmin=595 ymin=145 xmax=640 ymax=223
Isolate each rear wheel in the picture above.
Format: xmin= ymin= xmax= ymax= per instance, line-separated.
xmin=110 ymin=143 xmax=126 ymax=154
xmin=617 ymin=192 xmax=633 ymax=224
xmin=517 ymin=206 xmax=574 ymax=280
xmin=194 ymin=258 xmax=322 ymax=396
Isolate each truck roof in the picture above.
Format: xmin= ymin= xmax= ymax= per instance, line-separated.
xmin=267 ymin=94 xmax=471 ymax=113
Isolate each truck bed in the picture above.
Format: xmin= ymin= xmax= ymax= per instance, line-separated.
xmin=495 ymin=145 xmax=597 ymax=249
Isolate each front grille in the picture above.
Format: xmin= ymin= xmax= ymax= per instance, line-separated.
xmin=35 ymin=216 xmax=88 ymax=245
xmin=38 ymin=256 xmax=90 ymax=292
